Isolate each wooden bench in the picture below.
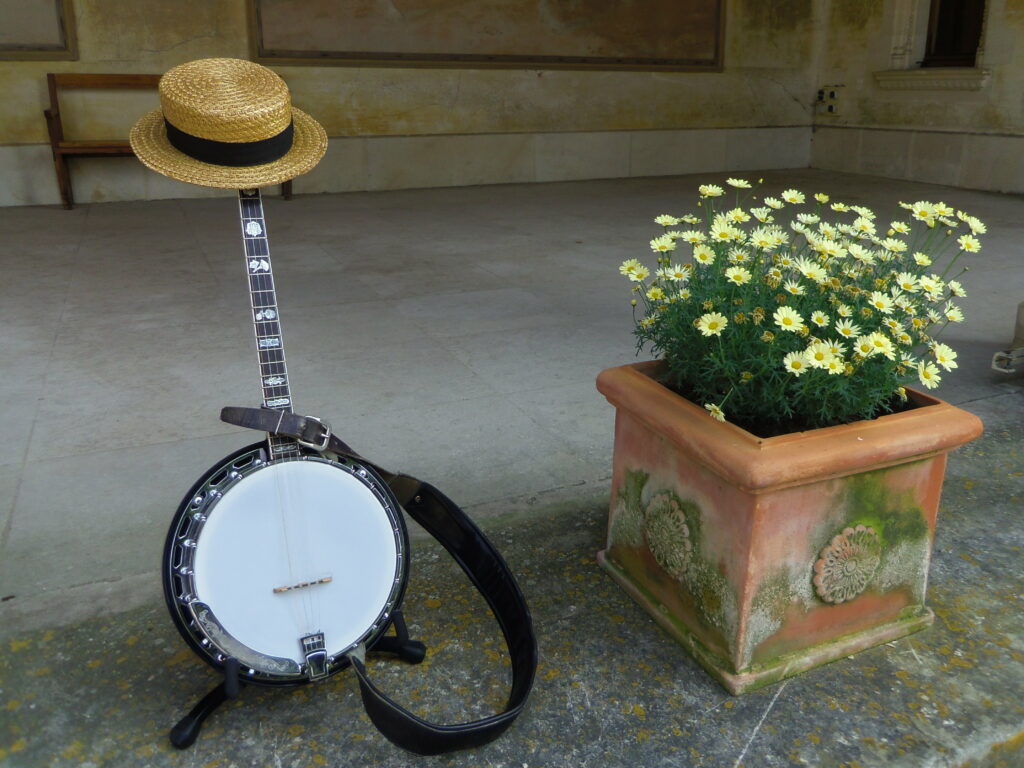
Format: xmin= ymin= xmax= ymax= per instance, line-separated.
xmin=44 ymin=73 xmax=293 ymax=209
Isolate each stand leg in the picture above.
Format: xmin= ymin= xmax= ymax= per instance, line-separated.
xmin=369 ymin=609 xmax=427 ymax=664
xmin=169 ymin=658 xmax=244 ymax=749
xmin=169 ymin=614 xmax=426 ymax=750
xmin=169 ymin=683 xmax=230 ymax=749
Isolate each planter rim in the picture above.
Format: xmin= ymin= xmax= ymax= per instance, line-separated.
xmin=596 ymin=360 xmax=984 ymax=491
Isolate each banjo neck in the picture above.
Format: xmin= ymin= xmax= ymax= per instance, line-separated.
xmin=237 ymin=188 xmax=300 ymax=460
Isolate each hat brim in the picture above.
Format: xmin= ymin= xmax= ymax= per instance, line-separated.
xmin=130 ymin=107 xmax=327 ymax=189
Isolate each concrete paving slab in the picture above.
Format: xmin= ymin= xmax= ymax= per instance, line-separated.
xmin=0 ymin=432 xmax=252 ymax=601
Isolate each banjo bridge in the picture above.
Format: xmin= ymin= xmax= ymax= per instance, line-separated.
xmin=272 ymin=575 xmax=332 ymax=594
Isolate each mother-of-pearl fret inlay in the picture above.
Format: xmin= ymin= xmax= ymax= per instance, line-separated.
xmin=237 ymin=189 xmax=300 ymax=459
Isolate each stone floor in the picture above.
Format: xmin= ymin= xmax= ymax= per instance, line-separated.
xmin=1 ymin=170 xmax=1022 ymax=767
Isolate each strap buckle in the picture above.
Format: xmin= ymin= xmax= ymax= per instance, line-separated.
xmin=296 ymin=415 xmax=332 ymax=452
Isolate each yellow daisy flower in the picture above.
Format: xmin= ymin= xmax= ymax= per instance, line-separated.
xmin=629 ymin=265 xmax=650 ymax=282
xmin=692 ymin=244 xmax=716 ymax=265
xmin=957 ymin=234 xmax=981 ymax=253
xmin=781 ymin=188 xmax=805 ymax=204
xmin=879 ymin=237 xmax=907 ymax=254
xmin=677 ymin=230 xmax=706 ymax=244
xmin=894 ymin=272 xmax=919 ymax=292
xmin=650 ymin=235 xmax=677 ymax=253
xmin=910 ymin=201 xmax=936 ymax=226
xmin=646 ymin=286 xmax=665 ymax=301
xmin=835 ymin=318 xmax=861 ymax=338
xmin=659 ymin=264 xmax=690 ymax=281
xmin=804 ymin=341 xmax=835 ymax=368
xmin=853 ymin=335 xmax=876 ymax=357
xmin=783 ymin=351 xmax=808 ymax=376
xmin=868 ymin=332 xmax=896 ymax=360
xmin=619 ymin=258 xmax=642 ymax=277
xmin=696 ymin=312 xmax=729 ymax=337
xmin=931 ymin=342 xmax=958 ymax=371
xmin=724 ymin=266 xmax=752 ymax=285
xmin=773 ymin=306 xmax=804 ymax=332
xmin=704 ymin=402 xmax=726 ymax=421
xmin=852 ymin=217 xmax=877 ymax=237
xmin=726 ymin=178 xmax=752 ymax=188
xmin=866 ymin=291 xmax=894 ymax=314
xmin=917 ymin=360 xmax=941 ymax=389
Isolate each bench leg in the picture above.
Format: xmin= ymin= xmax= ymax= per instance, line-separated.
xmin=281 ymin=180 xmax=292 ymax=200
xmin=52 ymin=152 xmax=74 ymax=209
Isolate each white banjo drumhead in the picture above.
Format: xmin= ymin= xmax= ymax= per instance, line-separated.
xmin=193 ymin=459 xmax=400 ymax=664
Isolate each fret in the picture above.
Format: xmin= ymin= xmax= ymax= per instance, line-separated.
xmin=237 ymin=189 xmax=301 ymax=460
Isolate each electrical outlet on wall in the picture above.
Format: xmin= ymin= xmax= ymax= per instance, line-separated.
xmin=816 ymin=84 xmax=844 ymax=116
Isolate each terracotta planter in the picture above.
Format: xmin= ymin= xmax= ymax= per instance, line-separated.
xmin=596 ymin=360 xmax=983 ymax=694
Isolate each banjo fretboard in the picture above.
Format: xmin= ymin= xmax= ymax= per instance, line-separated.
xmin=238 ymin=189 xmax=300 ymax=459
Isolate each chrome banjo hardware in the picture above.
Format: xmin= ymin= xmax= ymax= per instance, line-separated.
xmin=193 ymin=602 xmax=302 ymax=677
xmin=165 ymin=445 xmax=410 ymax=686
xmin=301 ymin=633 xmax=329 ymax=680
xmin=294 ymin=415 xmax=332 ymax=452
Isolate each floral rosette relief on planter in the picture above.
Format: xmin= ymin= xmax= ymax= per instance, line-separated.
xmin=597 ymin=179 xmax=984 ymax=694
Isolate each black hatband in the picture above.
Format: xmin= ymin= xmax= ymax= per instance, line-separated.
xmin=164 ymin=119 xmax=294 ymax=167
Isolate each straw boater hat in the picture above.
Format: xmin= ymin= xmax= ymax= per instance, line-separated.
xmin=130 ymin=58 xmax=326 ymax=189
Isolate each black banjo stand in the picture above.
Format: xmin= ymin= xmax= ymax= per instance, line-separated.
xmin=163 ymin=189 xmax=537 ymax=755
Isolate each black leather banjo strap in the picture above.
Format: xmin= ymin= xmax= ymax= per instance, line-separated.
xmin=219 ymin=406 xmax=538 ymax=755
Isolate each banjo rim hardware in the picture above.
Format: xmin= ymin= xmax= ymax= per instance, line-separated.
xmin=162 ymin=442 xmax=411 ymax=687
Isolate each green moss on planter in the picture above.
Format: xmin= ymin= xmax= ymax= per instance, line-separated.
xmin=843 ymin=469 xmax=929 ymax=547
xmin=610 ymin=469 xmax=648 ymax=547
xmin=609 ymin=470 xmax=738 ymax=645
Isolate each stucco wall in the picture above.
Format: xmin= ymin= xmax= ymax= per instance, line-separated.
xmin=0 ymin=0 xmax=817 ymax=206
xmin=3 ymin=0 xmax=1020 ymax=206
xmin=810 ymin=0 xmax=1024 ymax=193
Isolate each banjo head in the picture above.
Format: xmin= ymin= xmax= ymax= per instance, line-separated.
xmin=164 ymin=444 xmax=408 ymax=684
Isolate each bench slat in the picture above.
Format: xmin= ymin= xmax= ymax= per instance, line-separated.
xmin=50 ymin=73 xmax=162 ymax=89
xmin=55 ymin=141 xmax=134 ymax=154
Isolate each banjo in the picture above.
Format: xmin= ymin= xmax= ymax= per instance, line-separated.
xmin=162 ymin=189 xmax=536 ymax=755
xmin=163 ymin=189 xmax=408 ymax=686
xmin=131 ymin=58 xmax=534 ymax=755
